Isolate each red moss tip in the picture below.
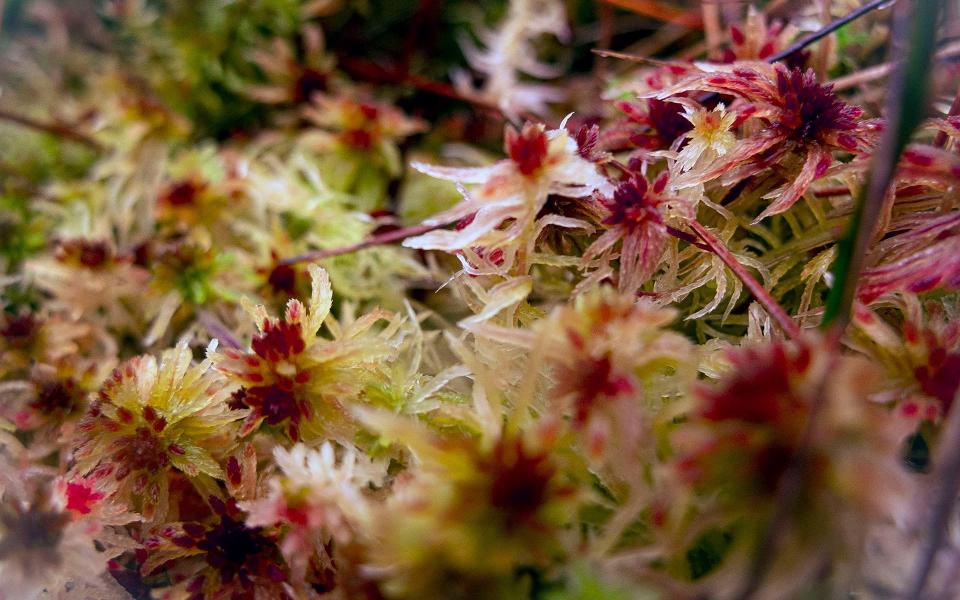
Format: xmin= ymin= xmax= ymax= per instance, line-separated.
xmin=506 ymin=123 xmax=550 ymax=176
xmin=244 ymin=381 xmax=308 ymax=436
xmin=602 ymin=175 xmax=666 ymax=229
xmin=292 ymin=68 xmax=328 ymax=104
xmin=917 ymin=352 xmax=960 ymax=414
xmin=29 ymin=378 xmax=83 ymax=417
xmin=115 ymin=426 xmax=171 ymax=471
xmin=484 ymin=437 xmax=557 ymax=524
xmin=774 ymin=66 xmax=860 ymax=145
xmin=226 ymin=456 xmax=243 ymax=487
xmin=160 ymin=179 xmax=205 ymax=207
xmin=1 ymin=312 xmax=38 ymax=343
xmin=55 ymin=239 xmax=114 ymax=268
xmin=621 ymin=99 xmax=692 ymax=150
xmin=65 ymin=481 xmax=105 ymax=515
xmin=557 ymin=353 xmax=634 ymax=427
xmin=266 ymin=263 xmax=298 ymax=296
xmin=698 ymin=343 xmax=810 ymax=425
xmin=251 ymin=320 xmax=307 ymax=362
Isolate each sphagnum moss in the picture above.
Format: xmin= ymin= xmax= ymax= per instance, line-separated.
xmin=0 ymin=1 xmax=957 ymax=599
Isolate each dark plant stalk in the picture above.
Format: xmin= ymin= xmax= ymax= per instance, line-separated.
xmin=599 ymin=0 xmax=703 ymax=28
xmin=694 ymin=0 xmax=899 ymax=106
xmin=597 ymin=2 xmax=898 ymax=69
xmin=337 ymin=56 xmax=511 ymax=119
xmin=282 ymin=214 xmax=714 ymax=268
xmin=768 ymin=0 xmax=897 ymax=63
xmin=280 ymin=221 xmax=447 ymax=266
xmin=0 ymin=108 xmax=102 ymax=151
xmin=196 ymin=310 xmax=242 ymax=350
xmin=665 ymin=225 xmax=710 ymax=251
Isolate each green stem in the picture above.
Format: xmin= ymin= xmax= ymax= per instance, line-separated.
xmin=821 ymin=0 xmax=942 ymax=332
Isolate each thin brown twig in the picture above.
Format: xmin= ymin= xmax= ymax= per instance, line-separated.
xmin=0 ymin=108 xmax=102 ymax=150
xmin=591 ymin=48 xmax=686 ymax=67
xmin=689 ymin=220 xmax=801 ymax=338
xmin=336 ymin=56 xmax=510 ymax=120
xmin=830 ymin=39 xmax=960 ymax=91
xmin=634 ymin=23 xmax=695 ymax=59
xmin=599 ymin=0 xmax=703 ymax=28
xmin=196 ymin=310 xmax=242 ymax=350
xmin=280 ymin=222 xmax=448 ymax=266
xmin=814 ymin=0 xmax=834 ymax=79
xmin=399 ymin=0 xmax=441 ymax=77
xmin=666 ymin=224 xmax=710 ymax=251
xmin=594 ymin=2 xmax=615 ymax=82
xmin=277 ymin=212 xmax=715 ymax=266
xmin=702 ymin=1 xmax=724 ymax=60
xmin=605 ymin=157 xmax=636 ymax=177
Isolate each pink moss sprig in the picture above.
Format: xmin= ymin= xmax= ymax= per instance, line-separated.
xmin=649 ymin=63 xmax=879 ymax=221
xmin=0 ymin=2 xmax=958 ymax=598
xmin=581 ymin=172 xmax=684 ymax=294
xmin=666 ymin=336 xmax=913 ymax=591
xmin=72 ymin=341 xmax=242 ymax=524
xmin=212 ymin=265 xmax=401 ymax=443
